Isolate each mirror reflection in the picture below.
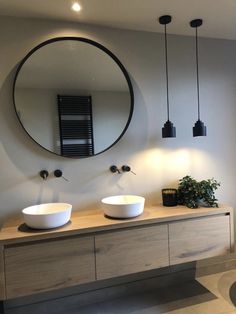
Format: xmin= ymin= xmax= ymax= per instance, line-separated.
xmin=14 ymin=38 xmax=133 ymax=158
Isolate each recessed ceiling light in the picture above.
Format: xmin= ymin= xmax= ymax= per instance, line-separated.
xmin=71 ymin=2 xmax=81 ymax=12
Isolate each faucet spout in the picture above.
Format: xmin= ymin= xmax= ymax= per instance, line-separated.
xmin=39 ymin=170 xmax=49 ymax=180
xmin=109 ymin=165 xmax=121 ymax=174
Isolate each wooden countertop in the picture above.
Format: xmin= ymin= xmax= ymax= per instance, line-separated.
xmin=0 ymin=204 xmax=233 ymax=245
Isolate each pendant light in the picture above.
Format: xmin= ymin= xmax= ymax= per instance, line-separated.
xmin=190 ymin=19 xmax=207 ymax=137
xmin=159 ymin=15 xmax=176 ymax=138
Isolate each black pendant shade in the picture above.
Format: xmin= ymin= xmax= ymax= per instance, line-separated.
xmin=191 ymin=18 xmax=207 ymax=137
xmin=159 ymin=15 xmax=176 ymax=138
xmin=162 ymin=120 xmax=176 ymax=138
xmin=193 ymin=119 xmax=207 ymax=137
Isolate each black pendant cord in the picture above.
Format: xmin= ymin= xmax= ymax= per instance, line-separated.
xmin=195 ymin=27 xmax=200 ymax=120
xmin=191 ymin=18 xmax=206 ymax=137
xmin=164 ymin=24 xmax=170 ymax=121
xmin=160 ymin=14 xmax=176 ymax=138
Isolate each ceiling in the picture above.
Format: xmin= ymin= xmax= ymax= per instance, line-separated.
xmin=0 ymin=0 xmax=236 ymax=40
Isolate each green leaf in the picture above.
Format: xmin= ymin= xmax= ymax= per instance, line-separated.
xmin=177 ymin=176 xmax=220 ymax=208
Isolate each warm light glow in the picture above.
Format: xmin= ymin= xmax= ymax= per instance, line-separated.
xmin=121 ymin=147 xmax=217 ymax=202
xmin=129 ymin=148 xmax=214 ymax=180
xmin=71 ymin=2 xmax=81 ymax=12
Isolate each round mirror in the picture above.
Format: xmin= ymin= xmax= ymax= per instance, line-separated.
xmin=13 ymin=37 xmax=134 ymax=158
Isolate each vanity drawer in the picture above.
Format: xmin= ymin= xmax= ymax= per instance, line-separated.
xmin=95 ymin=224 xmax=169 ymax=280
xmin=5 ymin=236 xmax=95 ymax=298
xmin=169 ymin=215 xmax=231 ymax=265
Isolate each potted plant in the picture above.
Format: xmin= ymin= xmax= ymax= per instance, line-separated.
xmin=177 ymin=175 xmax=220 ymax=209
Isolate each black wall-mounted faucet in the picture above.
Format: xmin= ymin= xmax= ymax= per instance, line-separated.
xmin=54 ymin=169 xmax=69 ymax=181
xmin=54 ymin=169 xmax=63 ymax=178
xmin=110 ymin=165 xmax=136 ymax=175
xmin=122 ymin=165 xmax=136 ymax=175
xmin=110 ymin=165 xmax=121 ymax=174
xmin=39 ymin=170 xmax=49 ymax=180
xmin=121 ymin=165 xmax=131 ymax=172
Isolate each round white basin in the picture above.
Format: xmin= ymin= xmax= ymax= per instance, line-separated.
xmin=22 ymin=203 xmax=72 ymax=229
xmin=101 ymin=195 xmax=145 ymax=218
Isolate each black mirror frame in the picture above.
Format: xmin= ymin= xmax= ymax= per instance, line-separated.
xmin=13 ymin=37 xmax=134 ymax=159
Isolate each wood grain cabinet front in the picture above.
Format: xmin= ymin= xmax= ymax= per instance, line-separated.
xmin=4 ymin=236 xmax=95 ymax=299
xmin=95 ymin=224 xmax=169 ymax=280
xmin=169 ymin=215 xmax=231 ymax=265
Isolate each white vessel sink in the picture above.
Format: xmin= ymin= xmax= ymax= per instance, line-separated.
xmin=101 ymin=195 xmax=145 ymax=218
xmin=22 ymin=203 xmax=72 ymax=229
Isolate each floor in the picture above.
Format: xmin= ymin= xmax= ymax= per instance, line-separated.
xmin=67 ymin=270 xmax=236 ymax=314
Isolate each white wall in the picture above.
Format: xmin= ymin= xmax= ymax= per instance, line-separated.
xmin=0 ymin=17 xmax=236 ymax=266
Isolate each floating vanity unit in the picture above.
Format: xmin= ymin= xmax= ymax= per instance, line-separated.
xmin=0 ymin=205 xmax=234 ymax=303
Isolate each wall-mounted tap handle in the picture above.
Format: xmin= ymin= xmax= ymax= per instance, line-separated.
xmin=54 ymin=170 xmax=69 ymax=181
xmin=54 ymin=169 xmax=62 ymax=177
xmin=121 ymin=165 xmax=131 ymax=172
xmin=110 ymin=165 xmax=121 ymax=174
xmin=122 ymin=165 xmax=136 ymax=175
xmin=39 ymin=170 xmax=49 ymax=180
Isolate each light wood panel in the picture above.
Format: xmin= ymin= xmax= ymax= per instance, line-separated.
xmin=0 ymin=245 xmax=5 ymax=300
xmin=0 ymin=205 xmax=233 ymax=246
xmin=95 ymin=224 xmax=169 ymax=280
xmin=5 ymin=236 xmax=95 ymax=298
xmin=169 ymin=215 xmax=231 ymax=265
